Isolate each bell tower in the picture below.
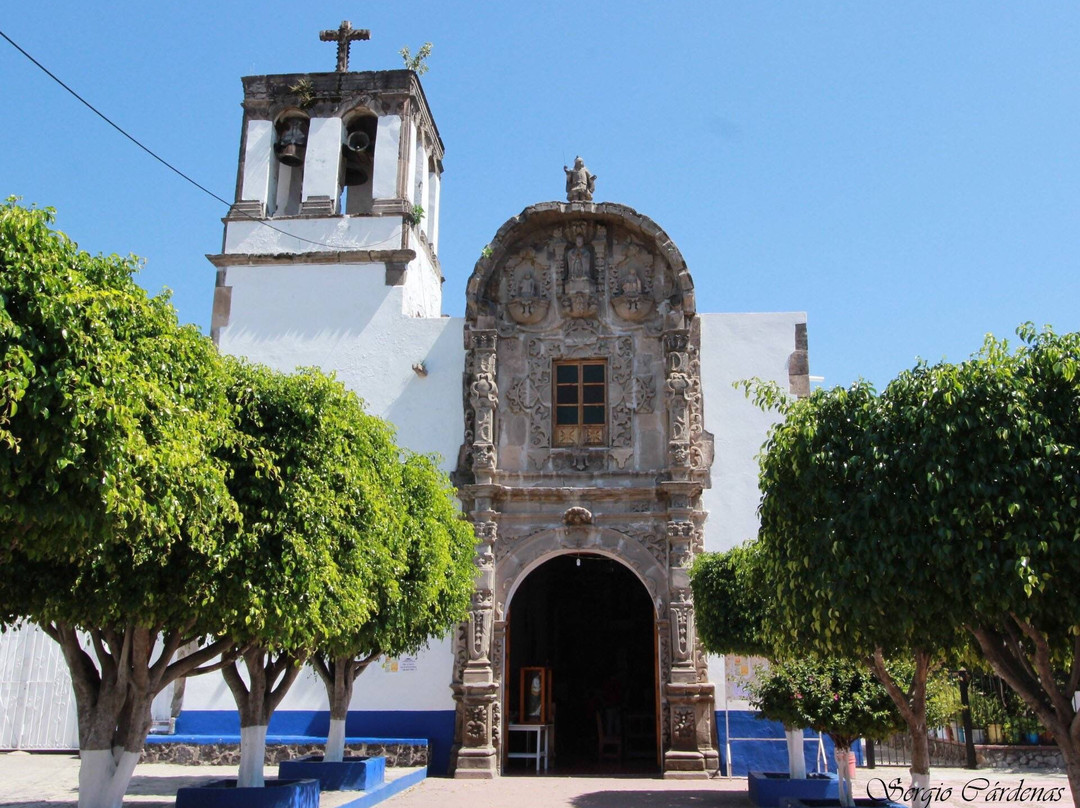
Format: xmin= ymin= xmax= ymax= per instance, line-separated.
xmin=209 ymin=22 xmax=445 ymax=338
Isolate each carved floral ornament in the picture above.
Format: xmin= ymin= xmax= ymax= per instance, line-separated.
xmin=474 ymin=209 xmax=694 ymax=329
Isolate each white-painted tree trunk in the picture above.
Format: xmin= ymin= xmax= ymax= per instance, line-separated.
xmin=785 ymin=729 xmax=807 ymax=779
xmin=908 ymin=769 xmax=932 ymax=808
xmin=238 ymin=725 xmax=268 ymax=787
xmin=325 ymin=718 xmax=346 ymax=763
xmin=834 ymin=747 xmax=854 ymax=807
xmin=77 ymin=749 xmax=140 ymax=808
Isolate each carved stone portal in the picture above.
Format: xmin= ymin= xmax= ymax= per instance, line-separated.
xmin=453 ymin=202 xmax=716 ymax=778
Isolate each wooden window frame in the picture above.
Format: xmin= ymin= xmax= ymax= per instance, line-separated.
xmin=553 ymin=359 xmax=607 ymax=447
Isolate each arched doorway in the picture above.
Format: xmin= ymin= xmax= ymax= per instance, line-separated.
xmin=505 ymin=553 xmax=659 ymax=774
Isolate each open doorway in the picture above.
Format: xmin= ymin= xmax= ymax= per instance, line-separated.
xmin=505 ymin=553 xmax=658 ymax=774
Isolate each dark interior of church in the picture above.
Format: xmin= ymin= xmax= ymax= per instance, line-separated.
xmin=506 ymin=553 xmax=658 ymax=773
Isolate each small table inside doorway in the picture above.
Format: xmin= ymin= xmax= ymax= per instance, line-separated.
xmin=507 ymin=723 xmax=551 ymax=772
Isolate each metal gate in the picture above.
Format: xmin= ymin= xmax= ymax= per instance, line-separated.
xmin=0 ymin=623 xmax=79 ymax=749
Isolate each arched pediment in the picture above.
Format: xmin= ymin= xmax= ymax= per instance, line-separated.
xmin=465 ymin=202 xmax=696 ymax=326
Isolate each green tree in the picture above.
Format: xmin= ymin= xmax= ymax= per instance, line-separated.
xmin=0 ymin=201 xmax=241 ymax=808
xmin=691 ymin=543 xmax=771 ymax=659
xmin=691 ymin=543 xmax=810 ymax=779
xmin=878 ymin=326 xmax=1080 ymax=804
xmin=747 ymin=375 xmax=961 ymax=799
xmin=214 ymin=360 xmax=399 ymax=787
xmin=747 ymin=326 xmax=1080 ymax=806
xmin=311 ymin=451 xmax=475 ymax=762
xmin=749 ymin=658 xmax=905 ymax=807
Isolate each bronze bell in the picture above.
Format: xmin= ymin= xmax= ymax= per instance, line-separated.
xmin=275 ymin=119 xmax=308 ymax=167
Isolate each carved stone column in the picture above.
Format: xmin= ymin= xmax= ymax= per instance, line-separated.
xmin=662 ymin=484 xmax=719 ymax=777
xmin=467 ymin=330 xmax=499 ymax=484
xmin=663 ymin=328 xmax=694 ymax=480
xmin=452 ymin=511 xmax=500 ymax=778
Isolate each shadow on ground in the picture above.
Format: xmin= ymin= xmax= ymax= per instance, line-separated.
xmin=126 ymin=772 xmax=228 ymax=794
xmin=571 ymin=790 xmax=749 ymax=807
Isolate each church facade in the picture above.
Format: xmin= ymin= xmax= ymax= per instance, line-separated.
xmin=0 ymin=44 xmax=808 ymax=778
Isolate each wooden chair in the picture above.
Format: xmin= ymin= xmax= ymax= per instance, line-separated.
xmin=596 ymin=711 xmax=622 ymax=762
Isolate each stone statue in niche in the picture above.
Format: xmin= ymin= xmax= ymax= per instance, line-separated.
xmin=611 ymin=235 xmax=655 ymax=322
xmin=505 ymin=249 xmax=550 ymax=325
xmin=567 ymin=234 xmax=591 ymax=281
xmin=559 ymin=224 xmax=598 ymax=319
xmin=564 ymin=156 xmax=596 ymax=202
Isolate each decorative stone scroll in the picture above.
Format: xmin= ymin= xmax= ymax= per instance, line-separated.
xmin=455 ymin=202 xmax=717 ymax=779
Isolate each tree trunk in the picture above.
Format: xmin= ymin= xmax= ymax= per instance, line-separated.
xmin=866 ymin=648 xmax=933 ymax=808
xmin=784 ymin=728 xmax=807 ymax=779
xmin=238 ymin=725 xmax=269 ymax=787
xmin=42 ymin=621 xmax=235 ymax=806
xmin=77 ymin=749 xmax=140 ymax=808
xmin=969 ymin=623 xmax=1080 ymax=808
xmin=222 ymin=646 xmax=304 ymax=787
xmin=1066 ymin=756 xmax=1080 ymax=808
xmin=311 ymin=651 xmax=379 ymax=763
xmin=834 ymin=745 xmax=854 ymax=808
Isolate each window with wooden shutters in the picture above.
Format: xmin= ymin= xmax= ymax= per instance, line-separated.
xmin=553 ymin=360 xmax=607 ymax=446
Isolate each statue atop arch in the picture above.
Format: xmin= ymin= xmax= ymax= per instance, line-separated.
xmin=564 ymin=156 xmax=597 ymax=202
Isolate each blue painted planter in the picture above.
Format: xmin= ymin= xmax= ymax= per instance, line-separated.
xmin=175 ymin=778 xmax=319 ymax=808
xmin=748 ymin=771 xmax=839 ymax=807
xmin=278 ymin=755 xmax=386 ymax=791
xmin=778 ymin=799 xmax=904 ymax=808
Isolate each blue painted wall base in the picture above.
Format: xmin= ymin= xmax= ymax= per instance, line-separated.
xmin=716 ymin=711 xmax=864 ymax=777
xmin=168 ymin=710 xmax=454 ymax=775
xmin=748 ymin=771 xmax=838 ymax=807
xmin=175 ymin=778 xmax=319 ymax=808
xmin=278 ymin=755 xmax=386 ymax=791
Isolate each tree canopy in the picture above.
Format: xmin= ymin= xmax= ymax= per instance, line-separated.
xmin=0 ymin=200 xmax=241 ymax=808
xmin=746 ymin=326 xmax=1080 ymax=802
xmin=215 ymin=359 xmax=419 ymax=785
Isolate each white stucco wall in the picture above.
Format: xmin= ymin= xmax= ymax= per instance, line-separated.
xmin=240 ymin=119 xmax=274 ymax=204
xmin=207 ymin=264 xmax=806 ymax=717
xmin=207 ymin=261 xmax=466 ymax=713
xmin=698 ymin=311 xmax=806 ymax=709
xmin=223 ymin=217 xmax=403 ymax=255
xmin=699 ymin=311 xmax=805 ymax=555
xmin=372 ymin=116 xmax=402 ymax=200
xmin=302 ymin=117 xmax=344 ymax=205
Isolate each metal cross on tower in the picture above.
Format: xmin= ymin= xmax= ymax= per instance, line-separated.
xmin=320 ymin=20 xmax=370 ymax=73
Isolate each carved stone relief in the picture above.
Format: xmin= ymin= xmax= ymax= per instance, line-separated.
xmin=456 ymin=204 xmax=716 ymax=778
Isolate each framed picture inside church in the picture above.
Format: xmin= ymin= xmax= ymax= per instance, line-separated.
xmin=519 ymin=667 xmax=549 ymax=724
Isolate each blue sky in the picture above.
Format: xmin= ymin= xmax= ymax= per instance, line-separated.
xmin=4 ymin=3 xmax=1078 ymax=389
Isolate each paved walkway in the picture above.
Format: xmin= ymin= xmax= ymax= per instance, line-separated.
xmin=0 ymin=751 xmax=1071 ymax=808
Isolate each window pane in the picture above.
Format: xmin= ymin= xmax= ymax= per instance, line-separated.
xmin=556 ymin=406 xmax=579 ymax=425
xmin=556 ymin=385 xmax=579 ymax=404
xmin=582 ymin=385 xmax=604 ymax=404
xmin=556 ymin=365 xmax=578 ymax=383
xmin=582 ymin=364 xmax=604 ymax=383
xmin=583 ymin=405 xmax=605 ymax=425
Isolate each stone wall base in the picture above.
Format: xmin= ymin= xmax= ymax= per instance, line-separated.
xmin=141 ymin=742 xmax=427 ymax=768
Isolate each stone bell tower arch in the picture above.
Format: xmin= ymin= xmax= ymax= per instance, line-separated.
xmin=450 ymin=173 xmax=719 ymax=779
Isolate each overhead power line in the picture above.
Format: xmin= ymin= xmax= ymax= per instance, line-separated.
xmin=0 ymin=28 xmax=350 ymax=251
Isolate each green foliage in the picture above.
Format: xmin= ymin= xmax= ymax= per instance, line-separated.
xmin=405 ymin=205 xmax=425 ymax=227
xmin=747 ymin=325 xmax=1080 ymax=786
xmin=318 ymin=450 xmax=473 ymax=663
xmin=287 ymin=78 xmax=315 ymax=108
xmin=690 ymin=543 xmax=772 ymax=658
xmin=0 ymin=198 xmax=238 ymax=634
xmin=749 ymin=657 xmax=905 ymax=749
xmin=399 ymin=42 xmax=433 ymax=75
xmin=215 ymin=360 xmax=399 ymax=654
xmin=752 ymin=376 xmax=964 ymax=661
